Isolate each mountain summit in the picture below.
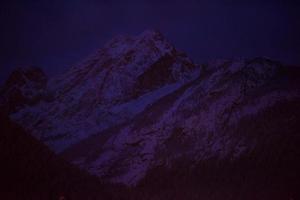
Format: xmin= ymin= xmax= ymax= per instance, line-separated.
xmin=8 ymin=30 xmax=198 ymax=152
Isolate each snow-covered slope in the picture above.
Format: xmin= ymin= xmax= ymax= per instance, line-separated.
xmin=62 ymin=57 xmax=300 ymax=185
xmin=8 ymin=30 xmax=198 ymax=152
xmin=3 ymin=30 xmax=299 ymax=186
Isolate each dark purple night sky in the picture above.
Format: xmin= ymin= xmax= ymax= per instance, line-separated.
xmin=1 ymin=0 xmax=299 ymax=82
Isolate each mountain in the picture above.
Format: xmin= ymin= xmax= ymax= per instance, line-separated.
xmin=62 ymin=57 xmax=300 ymax=185
xmin=1 ymin=30 xmax=300 ymax=199
xmin=7 ymin=30 xmax=198 ymax=152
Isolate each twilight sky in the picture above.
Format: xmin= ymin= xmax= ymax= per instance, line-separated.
xmin=1 ymin=0 xmax=299 ymax=82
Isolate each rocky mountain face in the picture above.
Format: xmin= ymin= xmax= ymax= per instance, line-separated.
xmin=0 ymin=67 xmax=48 ymax=114
xmin=2 ymin=30 xmax=300 ymax=197
xmin=62 ymin=57 xmax=300 ymax=185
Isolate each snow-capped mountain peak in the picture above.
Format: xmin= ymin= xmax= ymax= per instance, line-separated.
xmin=2 ymin=30 xmax=299 ymax=197
xmin=9 ymin=30 xmax=198 ymax=152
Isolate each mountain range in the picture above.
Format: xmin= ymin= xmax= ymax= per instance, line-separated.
xmin=1 ymin=30 xmax=299 ymax=199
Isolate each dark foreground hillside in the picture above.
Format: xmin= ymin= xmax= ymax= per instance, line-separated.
xmin=1 ymin=87 xmax=300 ymax=200
xmin=129 ymin=99 xmax=300 ymax=200
xmin=0 ymin=113 xmax=129 ymax=200
xmin=1 ymin=95 xmax=300 ymax=200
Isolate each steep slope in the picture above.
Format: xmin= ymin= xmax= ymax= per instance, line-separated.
xmin=128 ymin=99 xmax=300 ymax=200
xmin=0 ymin=113 xmax=129 ymax=200
xmin=10 ymin=30 xmax=198 ymax=152
xmin=62 ymin=58 xmax=300 ymax=185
